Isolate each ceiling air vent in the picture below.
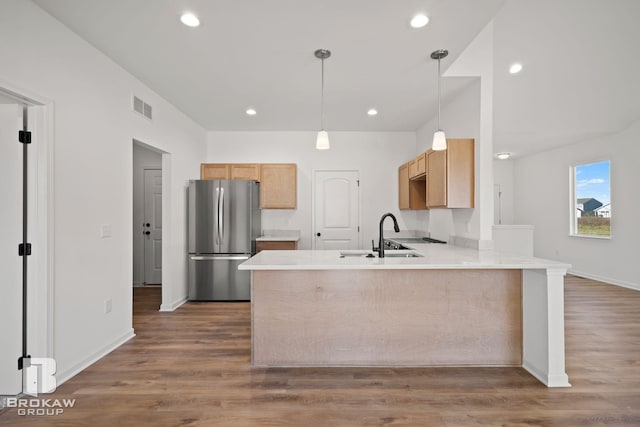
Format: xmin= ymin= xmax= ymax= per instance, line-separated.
xmin=132 ymin=95 xmax=152 ymax=120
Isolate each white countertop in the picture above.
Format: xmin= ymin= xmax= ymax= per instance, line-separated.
xmin=256 ymin=236 xmax=300 ymax=242
xmin=256 ymin=229 xmax=300 ymax=242
xmin=239 ymin=243 xmax=571 ymax=271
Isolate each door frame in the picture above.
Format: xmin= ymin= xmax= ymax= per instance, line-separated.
xmin=311 ymin=169 xmax=362 ymax=250
xmin=132 ymin=139 xmax=172 ymax=311
xmin=0 ymin=79 xmax=55 ymax=366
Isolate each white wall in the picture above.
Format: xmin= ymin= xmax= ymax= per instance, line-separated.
xmin=206 ymin=131 xmax=417 ymax=249
xmin=415 ymin=80 xmax=482 ymax=243
xmin=132 ymin=143 xmax=162 ymax=286
xmin=413 ymin=22 xmax=495 ymax=247
xmin=0 ymin=0 xmax=206 ymax=382
xmin=493 ymin=159 xmax=515 ymax=225
xmin=513 ymin=120 xmax=640 ymax=290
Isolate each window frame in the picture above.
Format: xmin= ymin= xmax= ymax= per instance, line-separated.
xmin=569 ymin=159 xmax=612 ymax=239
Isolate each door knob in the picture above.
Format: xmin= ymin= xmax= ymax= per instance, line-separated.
xmin=144 ymin=231 xmax=150 ymax=235
xmin=144 ymin=223 xmax=150 ymax=227
xmin=316 ymin=232 xmax=321 ymax=237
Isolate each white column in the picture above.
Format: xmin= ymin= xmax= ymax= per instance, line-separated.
xmin=522 ymin=268 xmax=571 ymax=387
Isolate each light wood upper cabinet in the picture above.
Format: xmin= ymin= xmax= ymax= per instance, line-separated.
xmin=398 ymin=163 xmax=410 ymax=210
xmin=427 ymin=139 xmax=475 ymax=209
xmin=409 ymin=152 xmax=427 ymax=179
xmin=259 ymin=164 xmax=297 ymax=209
xmin=200 ymin=162 xmax=297 ymax=209
xmin=201 ymin=163 xmax=230 ymax=180
xmin=399 ymin=162 xmax=428 ymax=210
xmin=230 ymin=164 xmax=260 ymax=181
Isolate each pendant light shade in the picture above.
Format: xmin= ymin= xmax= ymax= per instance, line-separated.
xmin=316 ymin=130 xmax=330 ymax=150
xmin=432 ymin=130 xmax=447 ymax=151
xmin=315 ymin=49 xmax=331 ymax=150
xmin=431 ymin=49 xmax=448 ymax=151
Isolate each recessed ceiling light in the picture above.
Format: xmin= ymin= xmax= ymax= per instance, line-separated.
xmin=245 ymin=108 xmax=257 ymax=116
xmin=180 ymin=13 xmax=200 ymax=27
xmin=496 ymin=152 xmax=511 ymax=160
xmin=509 ymin=63 xmax=523 ymax=74
xmin=410 ymin=14 xmax=429 ymax=28
xmin=367 ymin=108 xmax=378 ymax=116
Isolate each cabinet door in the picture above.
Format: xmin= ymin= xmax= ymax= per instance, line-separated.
xmin=408 ymin=159 xmax=418 ymax=178
xmin=260 ymin=164 xmax=297 ymax=209
xmin=416 ymin=152 xmax=427 ymax=176
xmin=446 ymin=139 xmax=475 ymax=208
xmin=231 ymin=164 xmax=260 ymax=181
xmin=427 ymin=150 xmax=447 ymax=208
xmin=201 ymin=164 xmax=230 ymax=180
xmin=398 ymin=163 xmax=410 ymax=210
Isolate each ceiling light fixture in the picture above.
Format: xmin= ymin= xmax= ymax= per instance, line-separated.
xmin=410 ymin=14 xmax=429 ymax=28
xmin=496 ymin=152 xmax=511 ymax=160
xmin=245 ymin=108 xmax=257 ymax=116
xmin=367 ymin=108 xmax=378 ymax=116
xmin=430 ymin=49 xmax=448 ymax=151
xmin=315 ymin=49 xmax=331 ymax=150
xmin=509 ymin=63 xmax=523 ymax=74
xmin=180 ymin=13 xmax=200 ymax=27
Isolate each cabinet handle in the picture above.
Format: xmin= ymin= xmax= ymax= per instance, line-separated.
xmin=316 ymin=232 xmax=321 ymax=237
xmin=144 ymin=231 xmax=150 ymax=235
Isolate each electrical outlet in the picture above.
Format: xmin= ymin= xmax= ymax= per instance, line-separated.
xmin=105 ymin=299 xmax=112 ymax=314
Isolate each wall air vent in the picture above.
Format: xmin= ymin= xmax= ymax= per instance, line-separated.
xmin=132 ymin=95 xmax=153 ymax=120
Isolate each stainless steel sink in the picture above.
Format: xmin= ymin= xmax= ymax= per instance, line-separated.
xmin=383 ymin=251 xmax=423 ymax=258
xmin=339 ymin=250 xmax=376 ymax=258
xmin=338 ymin=250 xmax=423 ymax=258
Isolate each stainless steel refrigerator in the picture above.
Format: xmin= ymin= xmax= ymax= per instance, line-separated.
xmin=187 ymin=180 xmax=260 ymax=301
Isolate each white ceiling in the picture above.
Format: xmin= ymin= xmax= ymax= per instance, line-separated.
xmin=31 ymin=0 xmax=640 ymax=156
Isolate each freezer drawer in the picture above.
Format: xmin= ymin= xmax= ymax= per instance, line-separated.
xmin=188 ymin=255 xmax=251 ymax=301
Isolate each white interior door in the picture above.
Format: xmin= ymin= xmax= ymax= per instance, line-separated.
xmin=313 ymin=170 xmax=360 ymax=250
xmin=0 ymin=103 xmax=24 ymax=394
xmin=143 ymin=169 xmax=162 ymax=284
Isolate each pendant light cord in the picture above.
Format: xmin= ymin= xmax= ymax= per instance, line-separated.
xmin=320 ymin=57 xmax=325 ymax=130
xmin=437 ymin=56 xmax=441 ymax=130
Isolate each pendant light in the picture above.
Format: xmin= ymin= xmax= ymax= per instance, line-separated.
xmin=430 ymin=49 xmax=448 ymax=151
xmin=315 ymin=49 xmax=331 ymax=150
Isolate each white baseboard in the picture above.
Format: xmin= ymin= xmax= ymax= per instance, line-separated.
xmin=56 ymin=328 xmax=135 ymax=386
xmin=159 ymin=297 xmax=187 ymax=312
xmin=522 ymin=360 xmax=571 ymax=388
xmin=569 ymin=269 xmax=640 ymax=291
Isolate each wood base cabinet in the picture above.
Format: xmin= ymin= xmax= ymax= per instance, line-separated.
xmin=255 ymin=240 xmax=298 ymax=253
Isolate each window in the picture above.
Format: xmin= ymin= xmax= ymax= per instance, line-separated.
xmin=571 ymin=160 xmax=611 ymax=237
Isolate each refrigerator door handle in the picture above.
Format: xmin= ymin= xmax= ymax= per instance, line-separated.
xmin=215 ymin=186 xmax=221 ymax=246
xmin=189 ymin=255 xmax=251 ymax=261
xmin=219 ymin=187 xmax=225 ymax=244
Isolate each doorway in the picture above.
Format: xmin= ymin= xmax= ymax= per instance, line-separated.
xmin=312 ymin=170 xmax=361 ymax=249
xmin=132 ymin=141 xmax=162 ymax=287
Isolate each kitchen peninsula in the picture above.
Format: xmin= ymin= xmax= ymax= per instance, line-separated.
xmin=239 ymin=244 xmax=572 ymax=388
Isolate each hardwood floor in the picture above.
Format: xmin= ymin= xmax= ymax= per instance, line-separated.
xmin=1 ymin=275 xmax=639 ymax=426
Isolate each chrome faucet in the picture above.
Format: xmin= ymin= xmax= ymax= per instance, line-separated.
xmin=378 ymin=213 xmax=400 ymax=258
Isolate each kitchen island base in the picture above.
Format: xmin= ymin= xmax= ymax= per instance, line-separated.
xmin=252 ymin=269 xmax=523 ymax=367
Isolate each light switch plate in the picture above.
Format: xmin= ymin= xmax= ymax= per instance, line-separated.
xmin=100 ymin=224 xmax=112 ymax=238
